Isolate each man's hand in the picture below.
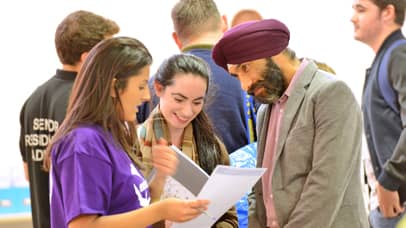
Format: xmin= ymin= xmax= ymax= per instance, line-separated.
xmin=376 ymin=182 xmax=405 ymax=218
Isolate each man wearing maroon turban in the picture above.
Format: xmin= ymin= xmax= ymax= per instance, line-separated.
xmin=212 ymin=19 xmax=369 ymax=228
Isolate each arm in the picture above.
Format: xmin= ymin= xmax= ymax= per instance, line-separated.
xmin=19 ymin=103 xmax=29 ymax=181
xmin=23 ymin=162 xmax=29 ymax=181
xmin=285 ymin=81 xmax=363 ymax=227
xmin=148 ymin=138 xmax=178 ymax=201
xmin=377 ymin=46 xmax=406 ymax=217
xmin=383 ymin=46 xmax=406 ymax=187
xmin=68 ymin=198 xmax=209 ymax=228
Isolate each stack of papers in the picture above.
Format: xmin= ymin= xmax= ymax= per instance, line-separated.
xmin=163 ymin=146 xmax=266 ymax=228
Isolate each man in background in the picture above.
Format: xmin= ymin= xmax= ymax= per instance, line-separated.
xmin=172 ymin=0 xmax=253 ymax=152
xmin=19 ymin=10 xmax=119 ymax=228
xmin=352 ymin=0 xmax=406 ymax=226
xmin=231 ymin=9 xmax=263 ymax=28
xmin=139 ymin=0 xmax=250 ymax=154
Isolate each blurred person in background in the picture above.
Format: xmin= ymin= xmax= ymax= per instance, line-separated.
xmin=18 ymin=10 xmax=119 ymax=228
xmin=352 ymin=0 xmax=406 ymax=226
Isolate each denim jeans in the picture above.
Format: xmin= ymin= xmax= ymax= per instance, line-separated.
xmin=369 ymin=207 xmax=406 ymax=228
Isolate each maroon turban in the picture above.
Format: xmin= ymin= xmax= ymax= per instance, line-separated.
xmin=212 ymin=19 xmax=290 ymax=71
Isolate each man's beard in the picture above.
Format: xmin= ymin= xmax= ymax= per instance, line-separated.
xmin=247 ymin=60 xmax=286 ymax=104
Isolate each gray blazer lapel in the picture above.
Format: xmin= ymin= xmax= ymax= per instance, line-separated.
xmin=274 ymin=62 xmax=318 ymax=161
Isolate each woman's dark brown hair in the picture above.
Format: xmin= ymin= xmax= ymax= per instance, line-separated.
xmin=155 ymin=54 xmax=222 ymax=174
xmin=44 ymin=36 xmax=152 ymax=170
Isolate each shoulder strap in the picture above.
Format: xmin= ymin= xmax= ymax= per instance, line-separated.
xmin=378 ymin=39 xmax=406 ymax=114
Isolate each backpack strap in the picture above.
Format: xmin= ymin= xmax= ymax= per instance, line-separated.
xmin=378 ymin=39 xmax=406 ymax=115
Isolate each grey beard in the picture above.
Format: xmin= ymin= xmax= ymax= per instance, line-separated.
xmin=253 ymin=92 xmax=280 ymax=104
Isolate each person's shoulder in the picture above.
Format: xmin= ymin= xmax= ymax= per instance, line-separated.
xmin=313 ymin=68 xmax=337 ymax=81
xmin=59 ymin=125 xmax=110 ymax=151
xmin=211 ymin=64 xmax=240 ymax=82
xmin=56 ymin=125 xmax=113 ymax=162
xmin=22 ymin=74 xmax=59 ymax=107
xmin=390 ymin=40 xmax=406 ymax=59
xmin=209 ymin=64 xmax=245 ymax=101
xmin=310 ymin=70 xmax=344 ymax=90
xmin=70 ymin=124 xmax=107 ymax=140
xmin=316 ymin=77 xmax=352 ymax=95
xmin=301 ymin=70 xmax=354 ymax=104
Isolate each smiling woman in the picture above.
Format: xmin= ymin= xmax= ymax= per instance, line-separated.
xmin=137 ymin=53 xmax=239 ymax=227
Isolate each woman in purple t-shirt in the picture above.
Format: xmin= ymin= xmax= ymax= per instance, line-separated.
xmin=43 ymin=37 xmax=209 ymax=228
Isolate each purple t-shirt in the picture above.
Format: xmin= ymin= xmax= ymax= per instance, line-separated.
xmin=50 ymin=124 xmax=150 ymax=227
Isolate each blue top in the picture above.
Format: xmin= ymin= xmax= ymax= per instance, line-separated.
xmin=229 ymin=142 xmax=257 ymax=228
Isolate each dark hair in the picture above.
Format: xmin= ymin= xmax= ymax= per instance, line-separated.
xmin=371 ymin=0 xmax=405 ymax=26
xmin=44 ymin=37 xmax=152 ymax=170
xmin=55 ymin=10 xmax=120 ymax=65
xmin=155 ymin=54 xmax=221 ymax=174
xmin=171 ymin=0 xmax=222 ymax=42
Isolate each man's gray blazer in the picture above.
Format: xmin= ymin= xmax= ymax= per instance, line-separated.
xmin=249 ymin=61 xmax=369 ymax=228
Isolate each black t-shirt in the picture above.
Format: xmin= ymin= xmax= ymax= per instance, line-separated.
xmin=19 ymin=69 xmax=76 ymax=228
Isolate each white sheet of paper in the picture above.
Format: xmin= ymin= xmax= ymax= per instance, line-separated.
xmin=172 ymin=165 xmax=266 ymax=228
